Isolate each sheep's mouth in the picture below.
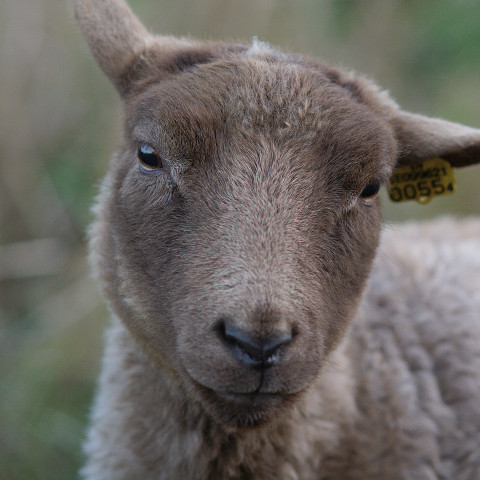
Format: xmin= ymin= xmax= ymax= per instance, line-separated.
xmin=214 ymin=390 xmax=288 ymax=405
xmin=191 ymin=379 xmax=301 ymax=428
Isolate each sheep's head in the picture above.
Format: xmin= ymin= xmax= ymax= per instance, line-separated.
xmin=76 ymin=0 xmax=480 ymax=427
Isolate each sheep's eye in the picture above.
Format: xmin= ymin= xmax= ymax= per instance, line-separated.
xmin=137 ymin=144 xmax=163 ymax=171
xmin=359 ymin=182 xmax=381 ymax=206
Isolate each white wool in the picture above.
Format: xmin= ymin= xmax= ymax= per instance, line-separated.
xmin=246 ymin=36 xmax=277 ymax=57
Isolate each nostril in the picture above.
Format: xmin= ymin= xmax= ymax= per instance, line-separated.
xmin=220 ymin=321 xmax=264 ymax=363
xmin=262 ymin=332 xmax=292 ymax=361
xmin=217 ymin=320 xmax=293 ymax=367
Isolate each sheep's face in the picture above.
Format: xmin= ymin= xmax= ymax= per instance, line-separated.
xmin=77 ymin=0 xmax=480 ymax=431
xmin=93 ymin=51 xmax=398 ymax=427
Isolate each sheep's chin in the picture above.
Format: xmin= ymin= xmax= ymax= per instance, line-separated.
xmin=189 ymin=378 xmax=302 ymax=429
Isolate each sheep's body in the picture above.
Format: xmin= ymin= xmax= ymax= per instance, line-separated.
xmin=82 ymin=218 xmax=480 ymax=480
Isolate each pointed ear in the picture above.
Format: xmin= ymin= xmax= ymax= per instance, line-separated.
xmin=392 ymin=110 xmax=480 ymax=168
xmin=74 ymin=0 xmax=189 ymax=95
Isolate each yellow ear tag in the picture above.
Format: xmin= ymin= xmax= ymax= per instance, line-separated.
xmin=389 ymin=158 xmax=456 ymax=204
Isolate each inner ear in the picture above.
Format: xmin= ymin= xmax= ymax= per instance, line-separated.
xmin=393 ymin=110 xmax=480 ymax=168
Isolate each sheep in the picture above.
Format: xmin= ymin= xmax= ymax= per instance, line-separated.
xmin=74 ymin=1 xmax=480 ymax=479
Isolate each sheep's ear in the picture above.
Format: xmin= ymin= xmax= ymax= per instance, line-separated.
xmin=393 ymin=111 xmax=480 ymax=168
xmin=74 ymin=0 xmax=188 ymax=95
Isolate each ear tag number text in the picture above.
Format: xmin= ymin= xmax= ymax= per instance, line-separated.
xmin=388 ymin=158 xmax=456 ymax=204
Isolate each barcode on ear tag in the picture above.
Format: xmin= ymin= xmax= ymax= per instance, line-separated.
xmin=388 ymin=158 xmax=456 ymax=204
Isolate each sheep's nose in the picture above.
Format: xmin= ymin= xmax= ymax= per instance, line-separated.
xmin=217 ymin=321 xmax=292 ymax=368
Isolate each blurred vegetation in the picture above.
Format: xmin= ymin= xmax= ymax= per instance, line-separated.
xmin=1 ymin=0 xmax=479 ymax=478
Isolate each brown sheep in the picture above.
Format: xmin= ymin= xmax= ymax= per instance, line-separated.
xmin=74 ymin=1 xmax=480 ymax=478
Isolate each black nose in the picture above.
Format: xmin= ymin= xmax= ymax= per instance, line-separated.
xmin=218 ymin=321 xmax=292 ymax=368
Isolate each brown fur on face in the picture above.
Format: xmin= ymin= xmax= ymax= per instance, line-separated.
xmin=76 ymin=0 xmax=480 ymax=443
xmin=94 ymin=52 xmax=400 ymax=426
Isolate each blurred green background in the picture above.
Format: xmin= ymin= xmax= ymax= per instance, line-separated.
xmin=1 ymin=0 xmax=479 ymax=478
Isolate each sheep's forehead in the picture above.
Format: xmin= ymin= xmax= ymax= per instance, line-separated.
xmin=195 ymin=58 xmax=365 ymax=130
xmin=130 ymin=55 xmax=396 ymax=179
